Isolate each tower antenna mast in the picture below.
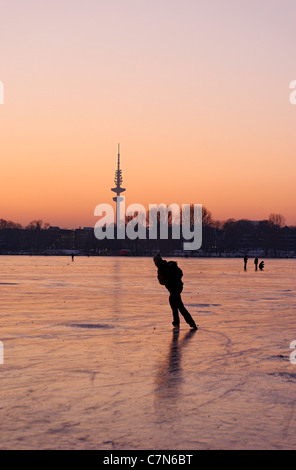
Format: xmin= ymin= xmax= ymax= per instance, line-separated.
xmin=111 ymin=143 xmax=126 ymax=230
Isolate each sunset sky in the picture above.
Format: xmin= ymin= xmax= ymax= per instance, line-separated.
xmin=0 ymin=0 xmax=295 ymax=228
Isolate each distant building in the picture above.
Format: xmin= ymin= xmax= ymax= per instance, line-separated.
xmin=111 ymin=143 xmax=126 ymax=229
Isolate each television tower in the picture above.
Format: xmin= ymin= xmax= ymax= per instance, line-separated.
xmin=111 ymin=143 xmax=126 ymax=229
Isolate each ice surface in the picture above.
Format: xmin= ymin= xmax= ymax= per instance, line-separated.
xmin=0 ymin=256 xmax=296 ymax=449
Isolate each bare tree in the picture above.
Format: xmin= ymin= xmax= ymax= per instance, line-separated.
xmin=268 ymin=213 xmax=286 ymax=228
xmin=26 ymin=220 xmax=43 ymax=230
xmin=202 ymin=206 xmax=214 ymax=227
xmin=0 ymin=219 xmax=22 ymax=229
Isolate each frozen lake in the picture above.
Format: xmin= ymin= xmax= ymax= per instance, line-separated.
xmin=0 ymin=255 xmax=296 ymax=450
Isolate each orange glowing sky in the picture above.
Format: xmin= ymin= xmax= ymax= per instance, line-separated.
xmin=0 ymin=0 xmax=295 ymax=228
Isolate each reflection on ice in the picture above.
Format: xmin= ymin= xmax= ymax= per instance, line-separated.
xmin=154 ymin=329 xmax=197 ymax=424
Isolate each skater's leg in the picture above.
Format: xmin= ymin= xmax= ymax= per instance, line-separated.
xmin=169 ymin=293 xmax=180 ymax=327
xmin=176 ymin=293 xmax=197 ymax=328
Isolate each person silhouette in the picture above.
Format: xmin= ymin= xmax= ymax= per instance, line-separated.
xmin=244 ymin=254 xmax=248 ymax=271
xmin=153 ymin=253 xmax=197 ymax=329
xmin=254 ymin=257 xmax=258 ymax=271
xmin=259 ymin=261 xmax=264 ymax=270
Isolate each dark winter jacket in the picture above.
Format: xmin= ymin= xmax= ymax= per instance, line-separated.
xmin=156 ymin=259 xmax=183 ymax=292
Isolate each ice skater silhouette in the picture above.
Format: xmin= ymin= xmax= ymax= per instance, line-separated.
xmin=153 ymin=253 xmax=197 ymax=329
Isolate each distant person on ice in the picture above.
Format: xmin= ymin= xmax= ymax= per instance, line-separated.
xmin=254 ymin=257 xmax=258 ymax=271
xmin=259 ymin=261 xmax=264 ymax=270
xmin=153 ymin=253 xmax=197 ymax=330
xmin=244 ymin=254 xmax=248 ymax=270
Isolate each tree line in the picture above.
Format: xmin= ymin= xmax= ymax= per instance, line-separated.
xmin=0 ymin=209 xmax=295 ymax=256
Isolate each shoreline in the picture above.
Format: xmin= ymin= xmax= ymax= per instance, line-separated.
xmin=0 ymin=252 xmax=295 ymax=259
